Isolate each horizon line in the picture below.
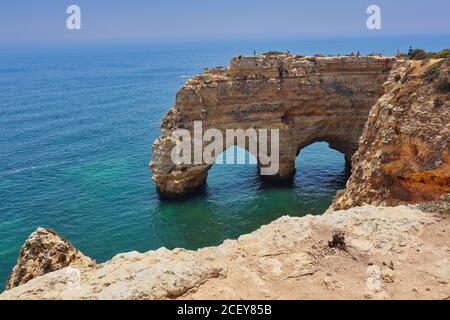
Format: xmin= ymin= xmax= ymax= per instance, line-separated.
xmin=1 ymin=31 xmax=450 ymax=47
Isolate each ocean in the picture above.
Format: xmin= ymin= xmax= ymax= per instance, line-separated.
xmin=0 ymin=35 xmax=448 ymax=289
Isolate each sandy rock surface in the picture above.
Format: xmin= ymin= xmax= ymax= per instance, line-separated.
xmin=1 ymin=205 xmax=449 ymax=300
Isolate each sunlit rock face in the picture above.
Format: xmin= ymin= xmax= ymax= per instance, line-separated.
xmin=333 ymin=59 xmax=450 ymax=209
xmin=6 ymin=228 xmax=96 ymax=290
xmin=151 ymin=54 xmax=395 ymax=199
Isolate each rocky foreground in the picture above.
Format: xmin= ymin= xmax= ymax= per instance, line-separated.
xmin=1 ymin=203 xmax=449 ymax=300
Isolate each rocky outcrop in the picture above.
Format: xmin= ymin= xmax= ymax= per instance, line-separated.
xmin=333 ymin=59 xmax=450 ymax=209
xmin=5 ymin=228 xmax=96 ymax=290
xmin=1 ymin=205 xmax=449 ymax=300
xmin=151 ymin=54 xmax=395 ymax=198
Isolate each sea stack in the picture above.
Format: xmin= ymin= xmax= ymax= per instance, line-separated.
xmin=151 ymin=54 xmax=395 ymax=199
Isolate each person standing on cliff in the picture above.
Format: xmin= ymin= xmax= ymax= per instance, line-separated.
xmin=253 ymin=49 xmax=256 ymax=56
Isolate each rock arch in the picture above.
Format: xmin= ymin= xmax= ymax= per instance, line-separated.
xmin=151 ymin=54 xmax=395 ymax=199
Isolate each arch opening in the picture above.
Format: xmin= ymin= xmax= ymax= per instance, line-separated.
xmin=281 ymin=141 xmax=351 ymax=213
xmin=193 ymin=142 xmax=350 ymax=216
xmin=293 ymin=142 xmax=350 ymax=193
xmin=295 ymin=137 xmax=354 ymax=170
xmin=206 ymin=145 xmax=259 ymax=197
xmin=203 ymin=141 xmax=350 ymax=201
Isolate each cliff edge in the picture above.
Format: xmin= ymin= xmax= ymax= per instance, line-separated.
xmin=1 ymin=204 xmax=449 ymax=300
xmin=333 ymin=58 xmax=450 ymax=209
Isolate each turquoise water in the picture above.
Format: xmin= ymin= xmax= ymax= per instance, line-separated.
xmin=0 ymin=36 xmax=448 ymax=290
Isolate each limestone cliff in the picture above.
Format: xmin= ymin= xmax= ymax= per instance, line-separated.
xmin=6 ymin=228 xmax=96 ymax=290
xmin=151 ymin=54 xmax=394 ymax=198
xmin=333 ymin=59 xmax=450 ymax=209
xmin=1 ymin=205 xmax=449 ymax=300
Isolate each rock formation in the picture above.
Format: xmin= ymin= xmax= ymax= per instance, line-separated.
xmin=333 ymin=59 xmax=450 ymax=209
xmin=151 ymin=54 xmax=395 ymax=198
xmin=6 ymin=227 xmax=96 ymax=290
xmin=2 ymin=55 xmax=449 ymax=300
xmin=1 ymin=204 xmax=449 ymax=300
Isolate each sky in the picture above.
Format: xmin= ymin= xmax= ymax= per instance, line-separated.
xmin=0 ymin=0 xmax=449 ymax=44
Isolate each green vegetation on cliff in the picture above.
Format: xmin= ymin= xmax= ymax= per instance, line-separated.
xmin=423 ymin=58 xmax=450 ymax=93
xmin=399 ymin=48 xmax=450 ymax=60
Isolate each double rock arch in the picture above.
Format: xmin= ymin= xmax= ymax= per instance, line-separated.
xmin=151 ymin=54 xmax=395 ymax=199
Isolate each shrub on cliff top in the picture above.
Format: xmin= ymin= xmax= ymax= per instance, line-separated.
xmin=418 ymin=194 xmax=450 ymax=215
xmin=436 ymin=76 xmax=450 ymax=93
xmin=428 ymin=49 xmax=450 ymax=59
xmin=423 ymin=62 xmax=442 ymax=82
xmin=328 ymin=230 xmax=347 ymax=251
xmin=423 ymin=58 xmax=450 ymax=92
xmin=409 ymin=49 xmax=427 ymax=60
xmin=406 ymin=48 xmax=450 ymax=61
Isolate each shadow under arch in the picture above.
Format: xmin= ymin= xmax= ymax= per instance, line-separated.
xmin=258 ymin=139 xmax=350 ymax=185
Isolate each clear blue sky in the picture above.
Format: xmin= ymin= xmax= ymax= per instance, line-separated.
xmin=1 ymin=0 xmax=449 ymax=44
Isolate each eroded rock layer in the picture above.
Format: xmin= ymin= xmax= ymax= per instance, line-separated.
xmin=6 ymin=228 xmax=96 ymax=290
xmin=151 ymin=54 xmax=395 ymax=198
xmin=1 ymin=205 xmax=449 ymax=300
xmin=333 ymin=59 xmax=450 ymax=209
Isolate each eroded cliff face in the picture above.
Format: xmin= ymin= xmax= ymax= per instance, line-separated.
xmin=333 ymin=59 xmax=450 ymax=209
xmin=151 ymin=54 xmax=394 ymax=198
xmin=6 ymin=228 xmax=96 ymax=290
xmin=1 ymin=204 xmax=449 ymax=300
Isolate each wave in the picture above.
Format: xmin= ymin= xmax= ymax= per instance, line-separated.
xmin=1 ymin=161 xmax=69 ymax=177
